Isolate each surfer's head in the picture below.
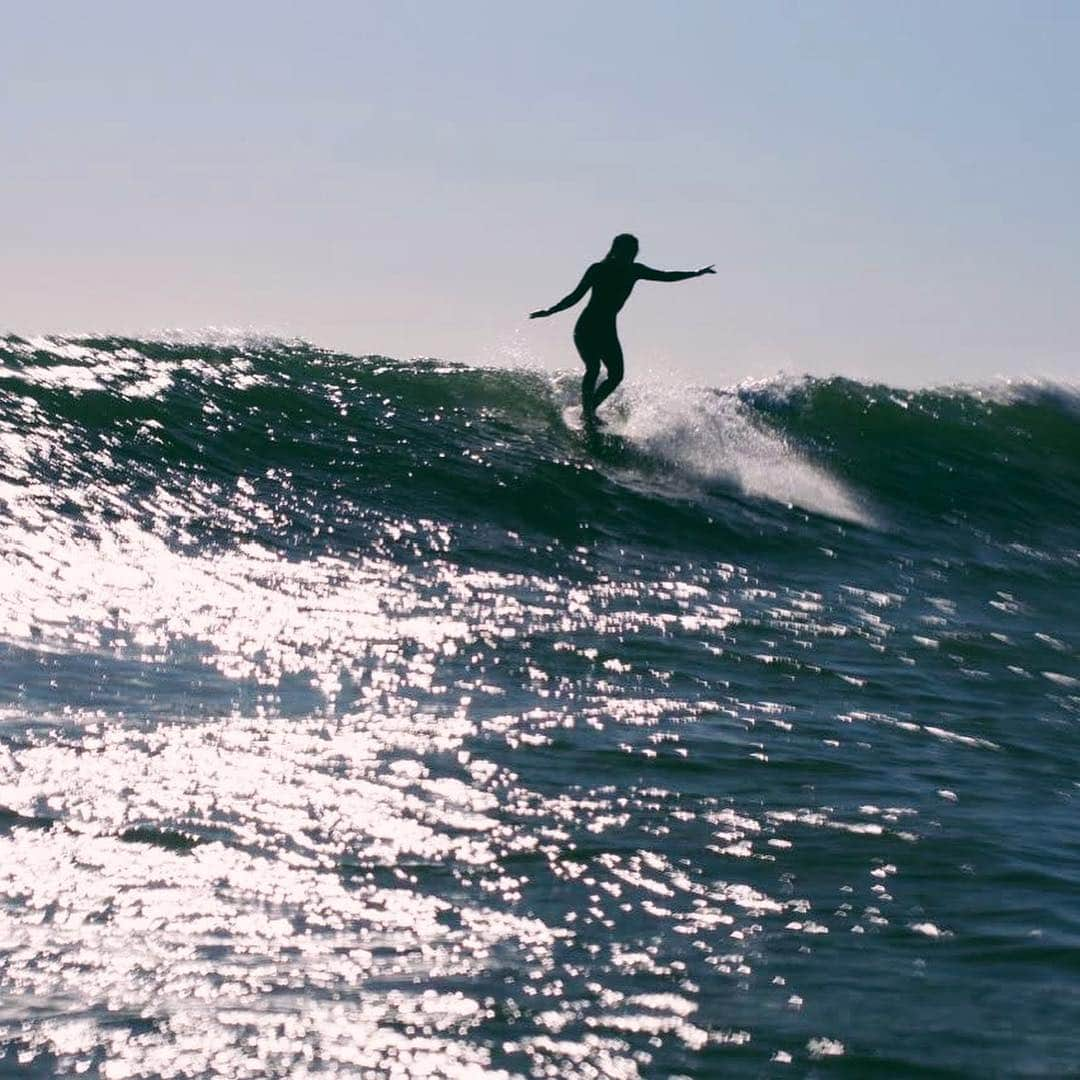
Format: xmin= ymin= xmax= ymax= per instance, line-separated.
xmin=606 ymin=234 xmax=639 ymax=263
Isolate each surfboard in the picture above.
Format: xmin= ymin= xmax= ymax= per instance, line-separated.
xmin=562 ymin=405 xmax=587 ymax=431
xmin=562 ymin=405 xmax=610 ymax=432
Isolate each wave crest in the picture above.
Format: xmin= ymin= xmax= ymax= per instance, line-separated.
xmin=1 ymin=334 xmax=1077 ymax=558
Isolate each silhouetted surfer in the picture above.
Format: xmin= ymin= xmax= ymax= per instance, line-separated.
xmin=530 ymin=234 xmax=714 ymax=423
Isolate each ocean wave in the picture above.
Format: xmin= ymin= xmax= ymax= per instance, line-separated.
xmin=2 ymin=332 xmax=1079 ymax=1077
xmin=1 ymin=333 xmax=1077 ymax=556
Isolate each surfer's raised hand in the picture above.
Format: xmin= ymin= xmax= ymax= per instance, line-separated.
xmin=529 ymin=309 xmax=551 ymax=319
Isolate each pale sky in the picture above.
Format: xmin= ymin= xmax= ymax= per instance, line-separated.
xmin=4 ymin=1 xmax=1079 ymax=386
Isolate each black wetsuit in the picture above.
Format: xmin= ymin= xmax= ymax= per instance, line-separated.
xmin=532 ymin=254 xmax=708 ymax=419
xmin=573 ymin=260 xmax=637 ymax=395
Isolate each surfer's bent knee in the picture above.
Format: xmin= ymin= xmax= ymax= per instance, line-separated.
xmin=580 ymin=354 xmax=601 ymax=379
xmin=603 ymin=357 xmax=624 ymax=384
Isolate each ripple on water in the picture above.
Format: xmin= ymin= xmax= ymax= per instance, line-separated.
xmin=1 ymin=341 xmax=1079 ymax=1075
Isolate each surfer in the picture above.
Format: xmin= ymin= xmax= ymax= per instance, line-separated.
xmin=529 ymin=234 xmax=714 ymax=423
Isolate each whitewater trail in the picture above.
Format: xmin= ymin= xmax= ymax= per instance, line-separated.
xmin=551 ymin=372 xmax=873 ymax=526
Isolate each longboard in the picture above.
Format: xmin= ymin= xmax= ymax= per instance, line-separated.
xmin=562 ymin=405 xmax=611 ymax=432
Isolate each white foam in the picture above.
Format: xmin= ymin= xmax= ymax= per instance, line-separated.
xmin=934 ymin=374 xmax=1080 ymax=412
xmin=588 ymin=375 xmax=872 ymax=526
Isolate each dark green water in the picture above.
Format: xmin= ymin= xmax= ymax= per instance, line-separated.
xmin=0 ymin=334 xmax=1077 ymax=1077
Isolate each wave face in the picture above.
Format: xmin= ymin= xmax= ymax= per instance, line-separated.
xmin=1 ymin=334 xmax=1078 ymax=1077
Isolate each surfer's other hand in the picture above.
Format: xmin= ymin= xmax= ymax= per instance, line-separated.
xmin=697 ymin=266 xmax=716 ymax=276
xmin=529 ymin=309 xmax=550 ymax=319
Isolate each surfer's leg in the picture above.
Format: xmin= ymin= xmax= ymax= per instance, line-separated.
xmin=591 ymin=336 xmax=624 ymax=411
xmin=574 ymin=327 xmax=602 ymax=418
xmin=580 ymin=360 xmax=601 ymax=419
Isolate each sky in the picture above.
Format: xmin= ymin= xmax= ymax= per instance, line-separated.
xmin=3 ymin=0 xmax=1079 ymax=386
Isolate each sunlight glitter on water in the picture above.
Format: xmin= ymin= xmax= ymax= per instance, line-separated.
xmin=0 ymin=506 xmax=876 ymax=1074
xmin=2 ymin=338 xmax=1078 ymax=1075
xmin=2 ymin=495 xmax=1069 ymax=1073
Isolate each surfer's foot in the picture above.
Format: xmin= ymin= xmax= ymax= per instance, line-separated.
xmin=583 ymin=410 xmax=605 ymax=427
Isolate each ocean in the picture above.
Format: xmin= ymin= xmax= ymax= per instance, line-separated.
xmin=0 ymin=333 xmax=1077 ymax=1077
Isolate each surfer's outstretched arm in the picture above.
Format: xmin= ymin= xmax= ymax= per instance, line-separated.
xmin=529 ymin=265 xmax=596 ymax=318
xmin=636 ymin=264 xmax=715 ymax=282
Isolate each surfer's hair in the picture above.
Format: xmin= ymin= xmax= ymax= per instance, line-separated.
xmin=606 ymin=234 xmax=639 ymax=262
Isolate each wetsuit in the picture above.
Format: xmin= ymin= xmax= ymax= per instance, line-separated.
xmin=574 ymin=260 xmax=640 ymax=415
xmin=531 ymin=255 xmax=708 ymax=419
